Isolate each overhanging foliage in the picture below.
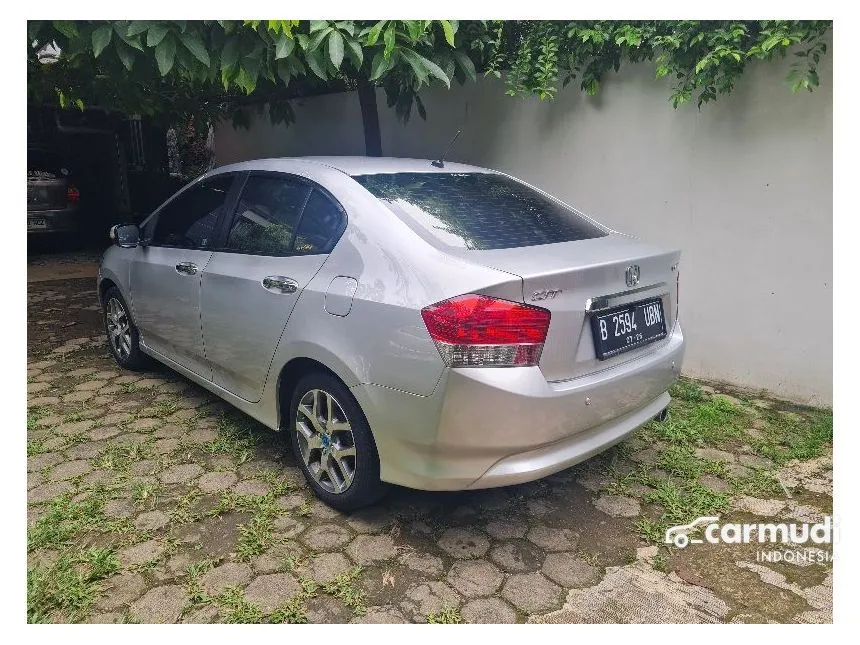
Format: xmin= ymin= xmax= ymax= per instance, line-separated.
xmin=27 ymin=20 xmax=831 ymax=128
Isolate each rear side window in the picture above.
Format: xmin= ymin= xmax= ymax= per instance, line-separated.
xmin=151 ymin=176 xmax=233 ymax=249
xmin=353 ymin=172 xmax=607 ymax=250
xmin=292 ymin=190 xmax=344 ymax=255
xmin=224 ymin=175 xmax=311 ymax=256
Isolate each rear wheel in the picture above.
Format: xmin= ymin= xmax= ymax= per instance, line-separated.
xmin=289 ymin=372 xmax=387 ymax=511
xmin=102 ymin=286 xmax=148 ymax=371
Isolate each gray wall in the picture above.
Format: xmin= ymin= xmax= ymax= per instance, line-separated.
xmin=215 ymin=53 xmax=833 ymax=406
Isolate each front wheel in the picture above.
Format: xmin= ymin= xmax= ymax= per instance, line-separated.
xmin=289 ymin=372 xmax=387 ymax=511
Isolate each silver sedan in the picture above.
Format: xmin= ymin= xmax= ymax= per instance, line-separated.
xmin=98 ymin=156 xmax=685 ymax=510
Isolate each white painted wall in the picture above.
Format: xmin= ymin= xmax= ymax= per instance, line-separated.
xmin=214 ymin=52 xmax=833 ymax=405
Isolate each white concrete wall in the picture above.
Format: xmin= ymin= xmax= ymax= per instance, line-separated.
xmin=214 ymin=53 xmax=833 ymax=405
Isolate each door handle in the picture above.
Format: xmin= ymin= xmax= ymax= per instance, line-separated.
xmin=175 ymin=262 xmax=199 ymax=276
xmin=262 ymin=276 xmax=299 ymax=294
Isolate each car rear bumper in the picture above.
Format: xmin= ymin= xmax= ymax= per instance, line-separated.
xmin=27 ymin=207 xmax=80 ymax=234
xmin=352 ymin=323 xmax=685 ymax=491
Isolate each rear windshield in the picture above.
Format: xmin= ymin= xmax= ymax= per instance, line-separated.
xmin=353 ymin=172 xmax=607 ymax=250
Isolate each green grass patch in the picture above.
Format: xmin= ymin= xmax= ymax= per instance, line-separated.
xmin=323 ymin=565 xmax=366 ymax=616
xmin=27 ymin=547 xmax=119 ymax=623
xmin=636 ymin=478 xmax=729 ymax=544
xmin=29 ymin=493 xmax=131 ymax=552
xmin=94 ymin=441 xmax=153 ymax=472
xmin=27 ymin=406 xmax=52 ymax=432
xmin=216 ymin=586 xmax=265 ymax=623
xmin=426 ymin=604 xmax=463 ymax=624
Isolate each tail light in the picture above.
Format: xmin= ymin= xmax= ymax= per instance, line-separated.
xmin=66 ymin=184 xmax=80 ymax=203
xmin=421 ymin=294 xmax=551 ymax=368
xmin=676 ymin=269 xmax=680 ymax=320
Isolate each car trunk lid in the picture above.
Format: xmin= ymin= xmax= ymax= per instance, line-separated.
xmin=460 ymin=234 xmax=681 ymax=381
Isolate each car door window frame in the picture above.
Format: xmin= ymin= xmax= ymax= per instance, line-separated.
xmin=215 ymin=170 xmax=348 ymax=257
xmin=144 ymin=172 xmax=242 ymax=251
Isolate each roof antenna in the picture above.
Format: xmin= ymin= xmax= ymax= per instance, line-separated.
xmin=431 ymin=129 xmax=461 ymax=168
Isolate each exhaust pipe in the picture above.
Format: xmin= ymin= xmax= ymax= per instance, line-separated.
xmin=655 ymin=407 xmax=670 ymax=423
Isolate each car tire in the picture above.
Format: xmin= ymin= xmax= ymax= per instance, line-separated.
xmin=102 ymin=286 xmax=148 ymax=371
xmin=289 ymin=371 xmax=388 ymax=511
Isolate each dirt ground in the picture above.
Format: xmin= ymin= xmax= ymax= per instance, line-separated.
xmin=26 ymin=257 xmax=833 ymax=624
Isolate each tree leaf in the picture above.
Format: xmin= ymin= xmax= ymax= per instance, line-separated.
xmin=419 ymin=54 xmax=450 ymax=87
xmin=440 ymin=20 xmax=455 ymax=47
xmin=335 ymin=21 xmax=355 ymax=36
xmin=399 ymin=49 xmax=428 ymax=85
xmin=127 ymin=21 xmax=150 ymax=36
xmin=365 ymin=21 xmax=386 ymax=46
xmin=179 ymin=31 xmax=210 ymax=66
xmin=116 ymin=28 xmax=144 ymax=52
xmin=309 ymin=20 xmax=329 ymax=33
xmin=275 ymin=58 xmax=291 ymax=85
xmin=369 ymin=50 xmax=390 ymax=80
xmin=146 ymin=24 xmax=169 ymax=48
xmin=328 ymin=30 xmax=344 ymax=68
xmin=452 ymin=50 xmax=476 ymax=82
xmin=155 ymin=34 xmax=177 ymax=76
xmin=305 ymin=49 xmax=327 ymax=79
xmin=275 ymin=34 xmax=295 ymax=60
xmin=74 ymin=98 xmax=84 ymax=111
xmin=345 ymin=37 xmax=363 ymax=68
xmin=92 ymin=25 xmax=113 ymax=58
xmin=383 ymin=25 xmax=396 ymax=58
xmin=115 ymin=39 xmax=136 ymax=70
xmin=221 ymin=37 xmax=239 ymax=70
xmin=306 ymin=27 xmax=332 ymax=53
xmin=53 ymin=21 xmax=77 ymax=39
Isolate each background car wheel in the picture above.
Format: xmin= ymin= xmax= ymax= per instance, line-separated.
xmin=102 ymin=286 xmax=148 ymax=371
xmin=289 ymin=371 xmax=387 ymax=511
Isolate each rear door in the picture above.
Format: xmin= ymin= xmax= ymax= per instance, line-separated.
xmin=201 ymin=172 xmax=346 ymax=402
xmin=131 ymin=174 xmax=237 ymax=379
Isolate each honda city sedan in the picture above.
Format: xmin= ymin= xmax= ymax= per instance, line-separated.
xmin=98 ymin=156 xmax=685 ymax=510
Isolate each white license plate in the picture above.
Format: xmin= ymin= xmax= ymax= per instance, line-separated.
xmin=28 ymin=218 xmax=48 ymax=230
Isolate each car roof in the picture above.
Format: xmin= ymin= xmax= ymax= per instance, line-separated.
xmin=216 ymin=156 xmax=494 ymax=177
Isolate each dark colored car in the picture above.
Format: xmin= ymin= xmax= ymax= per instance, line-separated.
xmin=27 ymin=144 xmax=81 ymax=235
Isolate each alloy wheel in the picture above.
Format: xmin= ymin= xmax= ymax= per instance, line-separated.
xmin=106 ymin=297 xmax=132 ymax=360
xmin=295 ymin=388 xmax=357 ymax=494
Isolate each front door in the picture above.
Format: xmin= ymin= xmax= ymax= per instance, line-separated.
xmin=131 ymin=174 xmax=236 ymax=379
xmin=201 ymin=173 xmax=346 ymax=402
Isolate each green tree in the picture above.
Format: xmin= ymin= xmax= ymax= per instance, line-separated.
xmin=27 ymin=20 xmax=830 ymax=155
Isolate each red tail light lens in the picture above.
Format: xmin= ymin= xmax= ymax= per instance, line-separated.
xmin=421 ymin=294 xmax=551 ymax=367
xmin=66 ymin=184 xmax=80 ymax=203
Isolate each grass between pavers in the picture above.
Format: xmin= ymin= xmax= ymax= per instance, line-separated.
xmin=181 ymin=559 xmax=366 ymax=623
xmin=27 ymin=547 xmax=120 ymax=623
xmin=618 ymin=377 xmax=833 ymax=545
xmin=426 ymin=605 xmax=463 ymax=624
xmin=27 ymin=365 xmax=831 ymax=622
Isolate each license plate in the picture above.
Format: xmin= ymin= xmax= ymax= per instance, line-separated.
xmin=590 ymin=297 xmax=667 ymax=360
xmin=28 ymin=218 xmax=48 ymax=230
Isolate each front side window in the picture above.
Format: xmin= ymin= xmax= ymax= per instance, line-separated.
xmin=353 ymin=172 xmax=607 ymax=251
xmin=150 ymin=175 xmax=234 ymax=249
xmin=224 ymin=175 xmax=310 ymax=256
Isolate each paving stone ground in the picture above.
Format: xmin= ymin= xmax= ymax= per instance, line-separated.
xmin=26 ymin=271 xmax=833 ymax=624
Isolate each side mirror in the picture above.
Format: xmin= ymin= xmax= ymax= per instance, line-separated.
xmin=110 ymin=223 xmax=141 ymax=248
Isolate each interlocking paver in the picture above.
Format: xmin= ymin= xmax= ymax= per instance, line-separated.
xmin=438 ymin=527 xmax=490 ymax=558
xmin=199 ymin=562 xmax=253 ymax=595
xmin=301 ymin=524 xmax=352 ymax=551
xmin=25 ymin=274 xmax=834 ymax=624
xmin=462 ymin=597 xmax=518 ymax=624
xmin=447 ymin=560 xmax=504 ymax=597
xmin=501 ymin=572 xmax=563 ymax=613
